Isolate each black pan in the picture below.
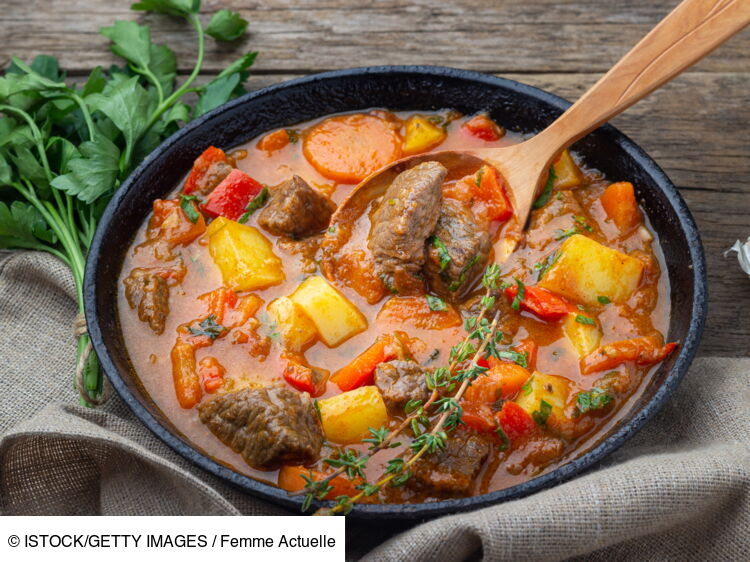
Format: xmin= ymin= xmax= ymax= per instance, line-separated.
xmin=84 ymin=66 xmax=707 ymax=518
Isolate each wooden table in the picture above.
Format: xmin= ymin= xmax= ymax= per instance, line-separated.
xmin=2 ymin=0 xmax=748 ymax=356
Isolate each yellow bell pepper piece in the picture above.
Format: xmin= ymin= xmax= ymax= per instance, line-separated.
xmin=207 ymin=217 xmax=284 ymax=291
xmin=402 ymin=115 xmax=446 ymax=155
xmin=318 ymin=386 xmax=388 ymax=444
xmin=290 ymin=276 xmax=367 ymax=346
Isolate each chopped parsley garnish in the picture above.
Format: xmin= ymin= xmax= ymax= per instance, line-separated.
xmin=576 ymin=387 xmax=614 ymax=413
xmin=534 ymin=250 xmax=561 ymax=281
xmin=532 ymin=166 xmax=556 ymax=209
xmin=532 ymin=399 xmax=553 ymax=426
xmin=428 ymin=115 xmax=445 ymax=125
xmin=495 ymin=426 xmax=510 ymax=451
xmin=179 ymin=194 xmax=201 ymax=224
xmin=238 ymin=186 xmax=269 ymax=223
xmin=475 ymin=167 xmax=485 ymax=187
xmin=574 ymin=215 xmax=593 ymax=232
xmin=429 ymin=235 xmax=452 ymax=272
xmin=575 ymin=314 xmax=596 ymax=326
xmin=554 ymin=227 xmax=579 ymax=241
xmin=188 ymin=314 xmax=226 ymax=340
xmin=285 ymin=129 xmax=300 ymax=143
xmin=597 ymin=295 xmax=611 ymax=304
xmin=521 ymin=375 xmax=534 ymax=396
xmin=497 ymin=350 xmax=528 ymax=368
xmin=510 ymin=278 xmax=526 ymax=311
xmin=426 ymin=294 xmax=447 ymax=311
xmin=447 ymin=254 xmax=481 ymax=292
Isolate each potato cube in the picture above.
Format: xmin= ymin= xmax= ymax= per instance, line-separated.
xmin=318 ymin=386 xmax=388 ymax=444
xmin=514 ymin=372 xmax=572 ymax=424
xmin=552 ymin=149 xmax=583 ymax=189
xmin=267 ymin=297 xmax=318 ymax=352
xmin=402 ymin=115 xmax=446 ymax=155
xmin=290 ymin=276 xmax=367 ymax=346
xmin=539 ymin=234 xmax=643 ymax=305
xmin=563 ymin=312 xmax=602 ymax=357
xmin=207 ymin=217 xmax=284 ymax=291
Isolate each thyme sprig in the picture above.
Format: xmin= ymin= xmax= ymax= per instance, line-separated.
xmin=295 ymin=264 xmax=504 ymax=513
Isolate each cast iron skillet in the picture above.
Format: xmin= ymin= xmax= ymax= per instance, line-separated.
xmin=84 ymin=66 xmax=707 ymax=518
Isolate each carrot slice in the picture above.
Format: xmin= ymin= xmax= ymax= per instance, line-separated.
xmin=302 ymin=114 xmax=402 ymax=183
xmin=257 ymin=129 xmax=291 ymax=152
xmin=600 ymin=181 xmax=641 ymax=232
xmin=464 ymin=362 xmax=532 ymax=405
xmin=171 ymin=339 xmax=201 ymax=408
xmin=330 ymin=336 xmax=399 ymax=392
xmin=377 ymin=295 xmax=462 ymax=330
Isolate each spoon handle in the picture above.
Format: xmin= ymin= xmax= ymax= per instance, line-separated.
xmin=540 ymin=0 xmax=750 ymax=150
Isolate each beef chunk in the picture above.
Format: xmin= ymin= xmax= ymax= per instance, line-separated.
xmin=194 ymin=161 xmax=233 ymax=196
xmin=425 ymin=198 xmax=491 ymax=300
xmin=198 ymin=386 xmax=323 ymax=470
xmin=374 ymin=360 xmax=431 ymax=413
xmin=369 ymin=161 xmax=446 ymax=294
xmin=258 ymin=175 xmax=335 ymax=238
xmin=123 ymin=268 xmax=170 ymax=334
xmin=412 ymin=430 xmax=491 ymax=495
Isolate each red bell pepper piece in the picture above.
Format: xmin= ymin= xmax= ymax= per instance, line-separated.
xmin=183 ymin=146 xmax=231 ymax=195
xmin=580 ymin=336 xmax=678 ymax=374
xmin=462 ymin=114 xmax=504 ymax=141
xmin=505 ymin=284 xmax=570 ymax=322
xmin=202 ymin=169 xmax=264 ymax=221
xmin=461 ymin=405 xmax=498 ymax=433
xmin=282 ymin=355 xmax=327 ymax=397
xmin=495 ymin=402 xmax=536 ymax=440
xmin=199 ymin=356 xmax=226 ymax=394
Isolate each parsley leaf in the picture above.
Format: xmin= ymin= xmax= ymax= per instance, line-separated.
xmin=429 ymin=235 xmax=451 ymax=271
xmin=426 ymin=294 xmax=447 ymax=311
xmin=206 ymin=9 xmax=249 ymax=42
xmin=238 ymin=186 xmax=269 ymax=223
xmin=179 ymin=194 xmax=201 ymax=223
xmin=447 ymin=254 xmax=480 ymax=292
xmin=497 ymin=349 xmax=528 ymax=368
xmin=554 ymin=227 xmax=579 ymax=241
xmin=188 ymin=314 xmax=227 ymax=340
xmin=534 ymin=250 xmax=561 ymax=281
xmin=131 ymin=0 xmax=199 ymax=16
xmin=475 ymin=166 xmax=484 ymax=187
xmin=597 ymin=295 xmax=611 ymax=304
xmin=532 ymin=399 xmax=553 ymax=426
xmin=0 ymin=201 xmax=57 ymax=248
xmin=511 ymin=278 xmax=525 ymax=311
xmin=576 ymin=387 xmax=614 ymax=413
xmin=575 ymin=314 xmax=596 ymax=326
xmin=50 ymin=135 xmax=121 ymax=203
xmin=532 ymin=166 xmax=556 ymax=209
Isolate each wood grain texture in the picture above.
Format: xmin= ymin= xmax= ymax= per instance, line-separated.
xmin=1 ymin=0 xmax=748 ymax=356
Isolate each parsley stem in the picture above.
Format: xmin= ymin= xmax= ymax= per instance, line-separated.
xmin=0 ymin=104 xmax=54 ymax=182
xmin=144 ymin=13 xmax=205 ymax=133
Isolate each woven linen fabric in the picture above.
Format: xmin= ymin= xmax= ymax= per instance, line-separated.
xmin=1 ymin=250 xmax=748 ymax=561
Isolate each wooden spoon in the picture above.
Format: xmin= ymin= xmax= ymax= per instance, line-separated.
xmin=332 ymin=0 xmax=750 ymax=233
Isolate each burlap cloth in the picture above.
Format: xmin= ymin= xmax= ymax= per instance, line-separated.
xmin=0 ymin=250 xmax=748 ymax=560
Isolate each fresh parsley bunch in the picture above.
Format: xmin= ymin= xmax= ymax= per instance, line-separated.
xmin=0 ymin=0 xmax=257 ymax=406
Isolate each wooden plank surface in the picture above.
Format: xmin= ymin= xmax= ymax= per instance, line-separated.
xmin=1 ymin=0 xmax=748 ymax=356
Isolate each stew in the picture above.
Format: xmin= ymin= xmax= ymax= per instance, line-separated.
xmin=118 ymin=109 xmax=675 ymax=505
